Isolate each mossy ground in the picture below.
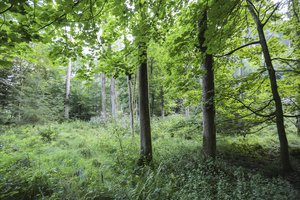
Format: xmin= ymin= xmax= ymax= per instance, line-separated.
xmin=0 ymin=115 xmax=299 ymax=199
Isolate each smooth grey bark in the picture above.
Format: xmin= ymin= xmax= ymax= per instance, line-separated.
xmin=127 ymin=74 xmax=134 ymax=137
xmin=138 ymin=42 xmax=152 ymax=163
xmin=64 ymin=60 xmax=72 ymax=119
xmin=198 ymin=10 xmax=216 ymax=158
xmin=247 ymin=1 xmax=292 ymax=172
xmin=110 ymin=77 xmax=116 ymax=119
xmin=101 ymin=73 xmax=106 ymax=119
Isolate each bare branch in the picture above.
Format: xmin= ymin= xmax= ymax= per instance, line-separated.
xmin=214 ymin=41 xmax=260 ymax=57
xmin=262 ymin=2 xmax=280 ymax=27
xmin=272 ymin=57 xmax=300 ymax=62
xmin=284 ymin=114 xmax=300 ymax=118
xmin=245 ymin=0 xmax=260 ymax=16
xmin=233 ymin=97 xmax=275 ymax=118
xmin=0 ymin=3 xmax=14 ymax=15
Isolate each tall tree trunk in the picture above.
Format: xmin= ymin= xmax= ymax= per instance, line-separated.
xmin=247 ymin=1 xmax=292 ymax=173
xmin=101 ymin=73 xmax=106 ymax=119
xmin=198 ymin=10 xmax=216 ymax=158
xmin=127 ymin=74 xmax=134 ymax=137
xmin=138 ymin=42 xmax=152 ymax=163
xmin=110 ymin=77 xmax=116 ymax=119
xmin=161 ymin=86 xmax=165 ymax=119
xmin=64 ymin=60 xmax=72 ymax=119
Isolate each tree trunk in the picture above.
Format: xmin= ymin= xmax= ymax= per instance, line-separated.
xmin=138 ymin=42 xmax=152 ymax=163
xmin=198 ymin=10 xmax=216 ymax=158
xmin=185 ymin=106 xmax=190 ymax=119
xmin=101 ymin=73 xmax=106 ymax=119
xmin=161 ymin=86 xmax=165 ymax=119
xmin=64 ymin=60 xmax=72 ymax=119
xmin=133 ymin=71 xmax=139 ymax=122
xmin=110 ymin=77 xmax=116 ymax=119
xmin=247 ymin=1 xmax=292 ymax=173
xmin=297 ymin=110 xmax=300 ymax=135
xmin=127 ymin=74 xmax=134 ymax=137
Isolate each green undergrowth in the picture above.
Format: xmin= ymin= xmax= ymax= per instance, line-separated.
xmin=0 ymin=115 xmax=299 ymax=199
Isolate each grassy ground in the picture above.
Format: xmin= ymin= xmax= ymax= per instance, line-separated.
xmin=0 ymin=115 xmax=299 ymax=199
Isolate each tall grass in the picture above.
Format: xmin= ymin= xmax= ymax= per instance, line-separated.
xmin=0 ymin=115 xmax=299 ymax=199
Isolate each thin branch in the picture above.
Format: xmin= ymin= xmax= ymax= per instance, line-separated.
xmin=0 ymin=3 xmax=14 ymax=15
xmin=233 ymin=97 xmax=275 ymax=118
xmin=272 ymin=57 xmax=300 ymax=62
xmin=292 ymin=0 xmax=300 ymax=23
xmin=284 ymin=114 xmax=300 ymax=118
xmin=262 ymin=2 xmax=280 ymax=27
xmin=214 ymin=41 xmax=260 ymax=57
xmin=37 ymin=0 xmax=81 ymax=31
xmin=245 ymin=0 xmax=259 ymax=16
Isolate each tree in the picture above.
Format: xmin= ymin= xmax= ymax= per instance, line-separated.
xmin=101 ymin=73 xmax=107 ymax=119
xmin=246 ymin=0 xmax=292 ymax=172
xmin=198 ymin=8 xmax=216 ymax=158
xmin=64 ymin=59 xmax=72 ymax=119
xmin=110 ymin=77 xmax=117 ymax=118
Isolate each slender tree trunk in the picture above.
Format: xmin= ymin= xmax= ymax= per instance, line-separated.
xmin=138 ymin=42 xmax=152 ymax=163
xmin=149 ymin=58 xmax=154 ymax=116
xmin=110 ymin=77 xmax=116 ymax=119
xmin=133 ymin=71 xmax=139 ymax=122
xmin=198 ymin=10 xmax=216 ymax=158
xmin=247 ymin=1 xmax=292 ymax=173
xmin=161 ymin=86 xmax=165 ymax=119
xmin=127 ymin=74 xmax=134 ymax=137
xmin=101 ymin=73 xmax=106 ymax=119
xmin=185 ymin=106 xmax=190 ymax=118
xmin=64 ymin=60 xmax=72 ymax=119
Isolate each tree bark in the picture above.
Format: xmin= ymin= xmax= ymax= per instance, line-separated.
xmin=110 ymin=77 xmax=116 ymax=119
xmin=101 ymin=73 xmax=106 ymax=119
xmin=297 ymin=110 xmax=300 ymax=135
xmin=138 ymin=42 xmax=152 ymax=163
xmin=247 ymin=1 xmax=292 ymax=173
xmin=127 ymin=74 xmax=134 ymax=137
xmin=161 ymin=86 xmax=165 ymax=119
xmin=198 ymin=10 xmax=216 ymax=158
xmin=64 ymin=60 xmax=72 ymax=119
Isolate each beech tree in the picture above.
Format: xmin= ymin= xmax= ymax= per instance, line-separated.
xmin=246 ymin=0 xmax=292 ymax=172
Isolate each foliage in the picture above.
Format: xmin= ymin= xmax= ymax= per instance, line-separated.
xmin=0 ymin=116 xmax=299 ymax=199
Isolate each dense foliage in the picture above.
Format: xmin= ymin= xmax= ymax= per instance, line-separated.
xmin=1 ymin=0 xmax=300 ymax=199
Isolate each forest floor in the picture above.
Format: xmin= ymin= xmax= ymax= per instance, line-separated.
xmin=1 ymin=115 xmax=300 ymax=199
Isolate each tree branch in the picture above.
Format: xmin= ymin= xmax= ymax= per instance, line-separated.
xmin=284 ymin=114 xmax=300 ymax=118
xmin=37 ymin=0 xmax=82 ymax=31
xmin=0 ymin=3 xmax=14 ymax=15
xmin=262 ymin=2 xmax=280 ymax=27
xmin=245 ymin=0 xmax=259 ymax=16
xmin=214 ymin=41 xmax=260 ymax=57
xmin=272 ymin=57 xmax=300 ymax=62
xmin=233 ymin=97 xmax=275 ymax=118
